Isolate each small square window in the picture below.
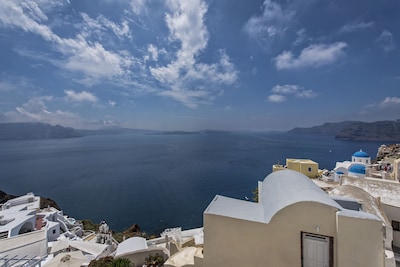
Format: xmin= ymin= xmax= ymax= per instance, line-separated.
xmin=52 ymin=229 xmax=56 ymax=234
xmin=308 ymin=167 xmax=312 ymax=172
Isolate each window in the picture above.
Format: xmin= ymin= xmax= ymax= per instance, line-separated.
xmin=0 ymin=231 xmax=8 ymax=239
xmin=53 ymin=229 xmax=57 ymax=234
xmin=392 ymin=221 xmax=400 ymax=231
xmin=308 ymin=167 xmax=312 ymax=172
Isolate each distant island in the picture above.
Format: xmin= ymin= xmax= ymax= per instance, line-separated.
xmin=0 ymin=122 xmax=81 ymax=140
xmin=0 ymin=122 xmax=160 ymax=140
xmin=288 ymin=120 xmax=400 ymax=142
xmin=0 ymin=122 xmax=230 ymax=140
xmin=1 ymin=120 xmax=400 ymax=142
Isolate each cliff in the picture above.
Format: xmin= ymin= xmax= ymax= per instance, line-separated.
xmin=0 ymin=190 xmax=60 ymax=210
xmin=0 ymin=122 xmax=81 ymax=140
xmin=288 ymin=120 xmax=400 ymax=142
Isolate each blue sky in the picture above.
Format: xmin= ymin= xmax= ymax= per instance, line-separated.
xmin=0 ymin=0 xmax=399 ymax=131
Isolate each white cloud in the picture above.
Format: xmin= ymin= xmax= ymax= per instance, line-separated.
xmin=296 ymin=89 xmax=316 ymax=98
xmin=274 ymin=42 xmax=347 ymax=70
xmin=64 ymin=90 xmax=98 ymax=103
xmin=379 ymin=96 xmax=400 ymax=107
xmin=268 ymin=84 xmax=316 ymax=103
xmin=149 ymin=0 xmax=238 ymax=108
xmin=272 ymin=84 xmax=299 ymax=94
xmin=243 ymin=0 xmax=295 ymax=47
xmin=0 ymin=0 xmax=133 ymax=85
xmin=376 ymin=30 xmax=396 ymax=52
xmin=80 ymin=13 xmax=131 ymax=40
xmin=109 ymin=100 xmax=116 ymax=106
xmin=130 ymin=0 xmax=146 ymax=15
xmin=361 ymin=96 xmax=400 ymax=115
xmin=144 ymin=44 xmax=166 ymax=62
xmin=267 ymin=94 xmax=287 ymax=103
xmin=158 ymin=89 xmax=210 ymax=109
xmin=4 ymin=96 xmax=78 ymax=125
xmin=2 ymin=96 xmax=109 ymax=129
xmin=292 ymin=28 xmax=308 ymax=47
xmin=340 ymin=21 xmax=374 ymax=33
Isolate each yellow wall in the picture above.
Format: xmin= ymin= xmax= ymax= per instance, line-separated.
xmin=204 ymin=202 xmax=337 ymax=267
xmin=336 ymin=214 xmax=384 ymax=267
xmin=203 ymin=202 xmax=384 ymax=267
xmin=286 ymin=159 xmax=319 ymax=178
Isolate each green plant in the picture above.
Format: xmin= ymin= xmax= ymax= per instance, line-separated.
xmin=88 ymin=257 xmax=133 ymax=267
xmin=111 ymin=258 xmax=133 ymax=267
xmin=144 ymin=253 xmax=165 ymax=266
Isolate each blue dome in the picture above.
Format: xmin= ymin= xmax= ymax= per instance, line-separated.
xmin=349 ymin=164 xmax=366 ymax=174
xmin=353 ymin=150 xmax=370 ymax=158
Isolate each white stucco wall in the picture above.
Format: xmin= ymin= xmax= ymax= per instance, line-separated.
xmin=0 ymin=229 xmax=47 ymax=260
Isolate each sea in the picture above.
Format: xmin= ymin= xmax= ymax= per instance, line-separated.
xmin=0 ymin=132 xmax=384 ymax=234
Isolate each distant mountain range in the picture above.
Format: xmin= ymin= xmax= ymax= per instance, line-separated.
xmin=288 ymin=120 xmax=400 ymax=141
xmin=0 ymin=122 xmax=237 ymax=140
xmin=0 ymin=122 xmax=159 ymax=140
xmin=0 ymin=122 xmax=81 ymax=140
xmin=1 ymin=120 xmax=399 ymax=141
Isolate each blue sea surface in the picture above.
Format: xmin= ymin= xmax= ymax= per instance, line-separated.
xmin=0 ymin=132 xmax=383 ymax=233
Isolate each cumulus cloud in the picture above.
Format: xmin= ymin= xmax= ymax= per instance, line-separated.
xmin=360 ymin=96 xmax=400 ymax=116
xmin=376 ymin=30 xmax=396 ymax=52
xmin=2 ymin=96 xmax=114 ymax=129
xmin=243 ymin=0 xmax=295 ymax=48
xmin=379 ymin=96 xmax=400 ymax=107
xmin=144 ymin=44 xmax=166 ymax=62
xmin=3 ymin=96 xmax=77 ymax=126
xmin=268 ymin=84 xmax=316 ymax=103
xmin=267 ymin=94 xmax=287 ymax=103
xmin=0 ymin=0 xmax=132 ymax=86
xmin=64 ymin=90 xmax=98 ymax=103
xmin=273 ymin=42 xmax=347 ymax=70
xmin=149 ymin=0 xmax=238 ymax=108
xmin=340 ymin=21 xmax=374 ymax=33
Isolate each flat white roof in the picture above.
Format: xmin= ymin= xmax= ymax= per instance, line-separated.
xmin=337 ymin=209 xmax=380 ymax=221
xmin=0 ymin=209 xmax=36 ymax=233
xmin=204 ymin=195 xmax=264 ymax=223
xmin=341 ymin=176 xmax=400 ymax=207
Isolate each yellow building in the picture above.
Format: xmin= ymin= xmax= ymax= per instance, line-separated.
xmin=273 ymin=158 xmax=319 ymax=178
xmin=203 ymin=170 xmax=387 ymax=267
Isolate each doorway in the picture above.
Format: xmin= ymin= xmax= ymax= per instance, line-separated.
xmin=302 ymin=232 xmax=332 ymax=267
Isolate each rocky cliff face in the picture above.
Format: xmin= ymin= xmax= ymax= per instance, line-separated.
xmin=288 ymin=120 xmax=400 ymax=142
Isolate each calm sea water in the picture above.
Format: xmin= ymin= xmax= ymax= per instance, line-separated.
xmin=0 ymin=132 xmax=383 ymax=234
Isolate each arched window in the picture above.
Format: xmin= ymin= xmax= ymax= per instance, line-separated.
xmin=18 ymin=221 xmax=33 ymax=234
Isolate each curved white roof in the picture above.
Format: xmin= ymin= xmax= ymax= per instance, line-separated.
xmin=115 ymin=237 xmax=148 ymax=257
xmin=205 ymin=170 xmax=342 ymax=224
xmin=260 ymin=170 xmax=342 ymax=222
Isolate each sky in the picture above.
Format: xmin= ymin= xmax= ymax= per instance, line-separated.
xmin=0 ymin=0 xmax=399 ymax=131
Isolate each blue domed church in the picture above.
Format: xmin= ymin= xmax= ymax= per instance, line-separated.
xmin=333 ymin=150 xmax=371 ymax=181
